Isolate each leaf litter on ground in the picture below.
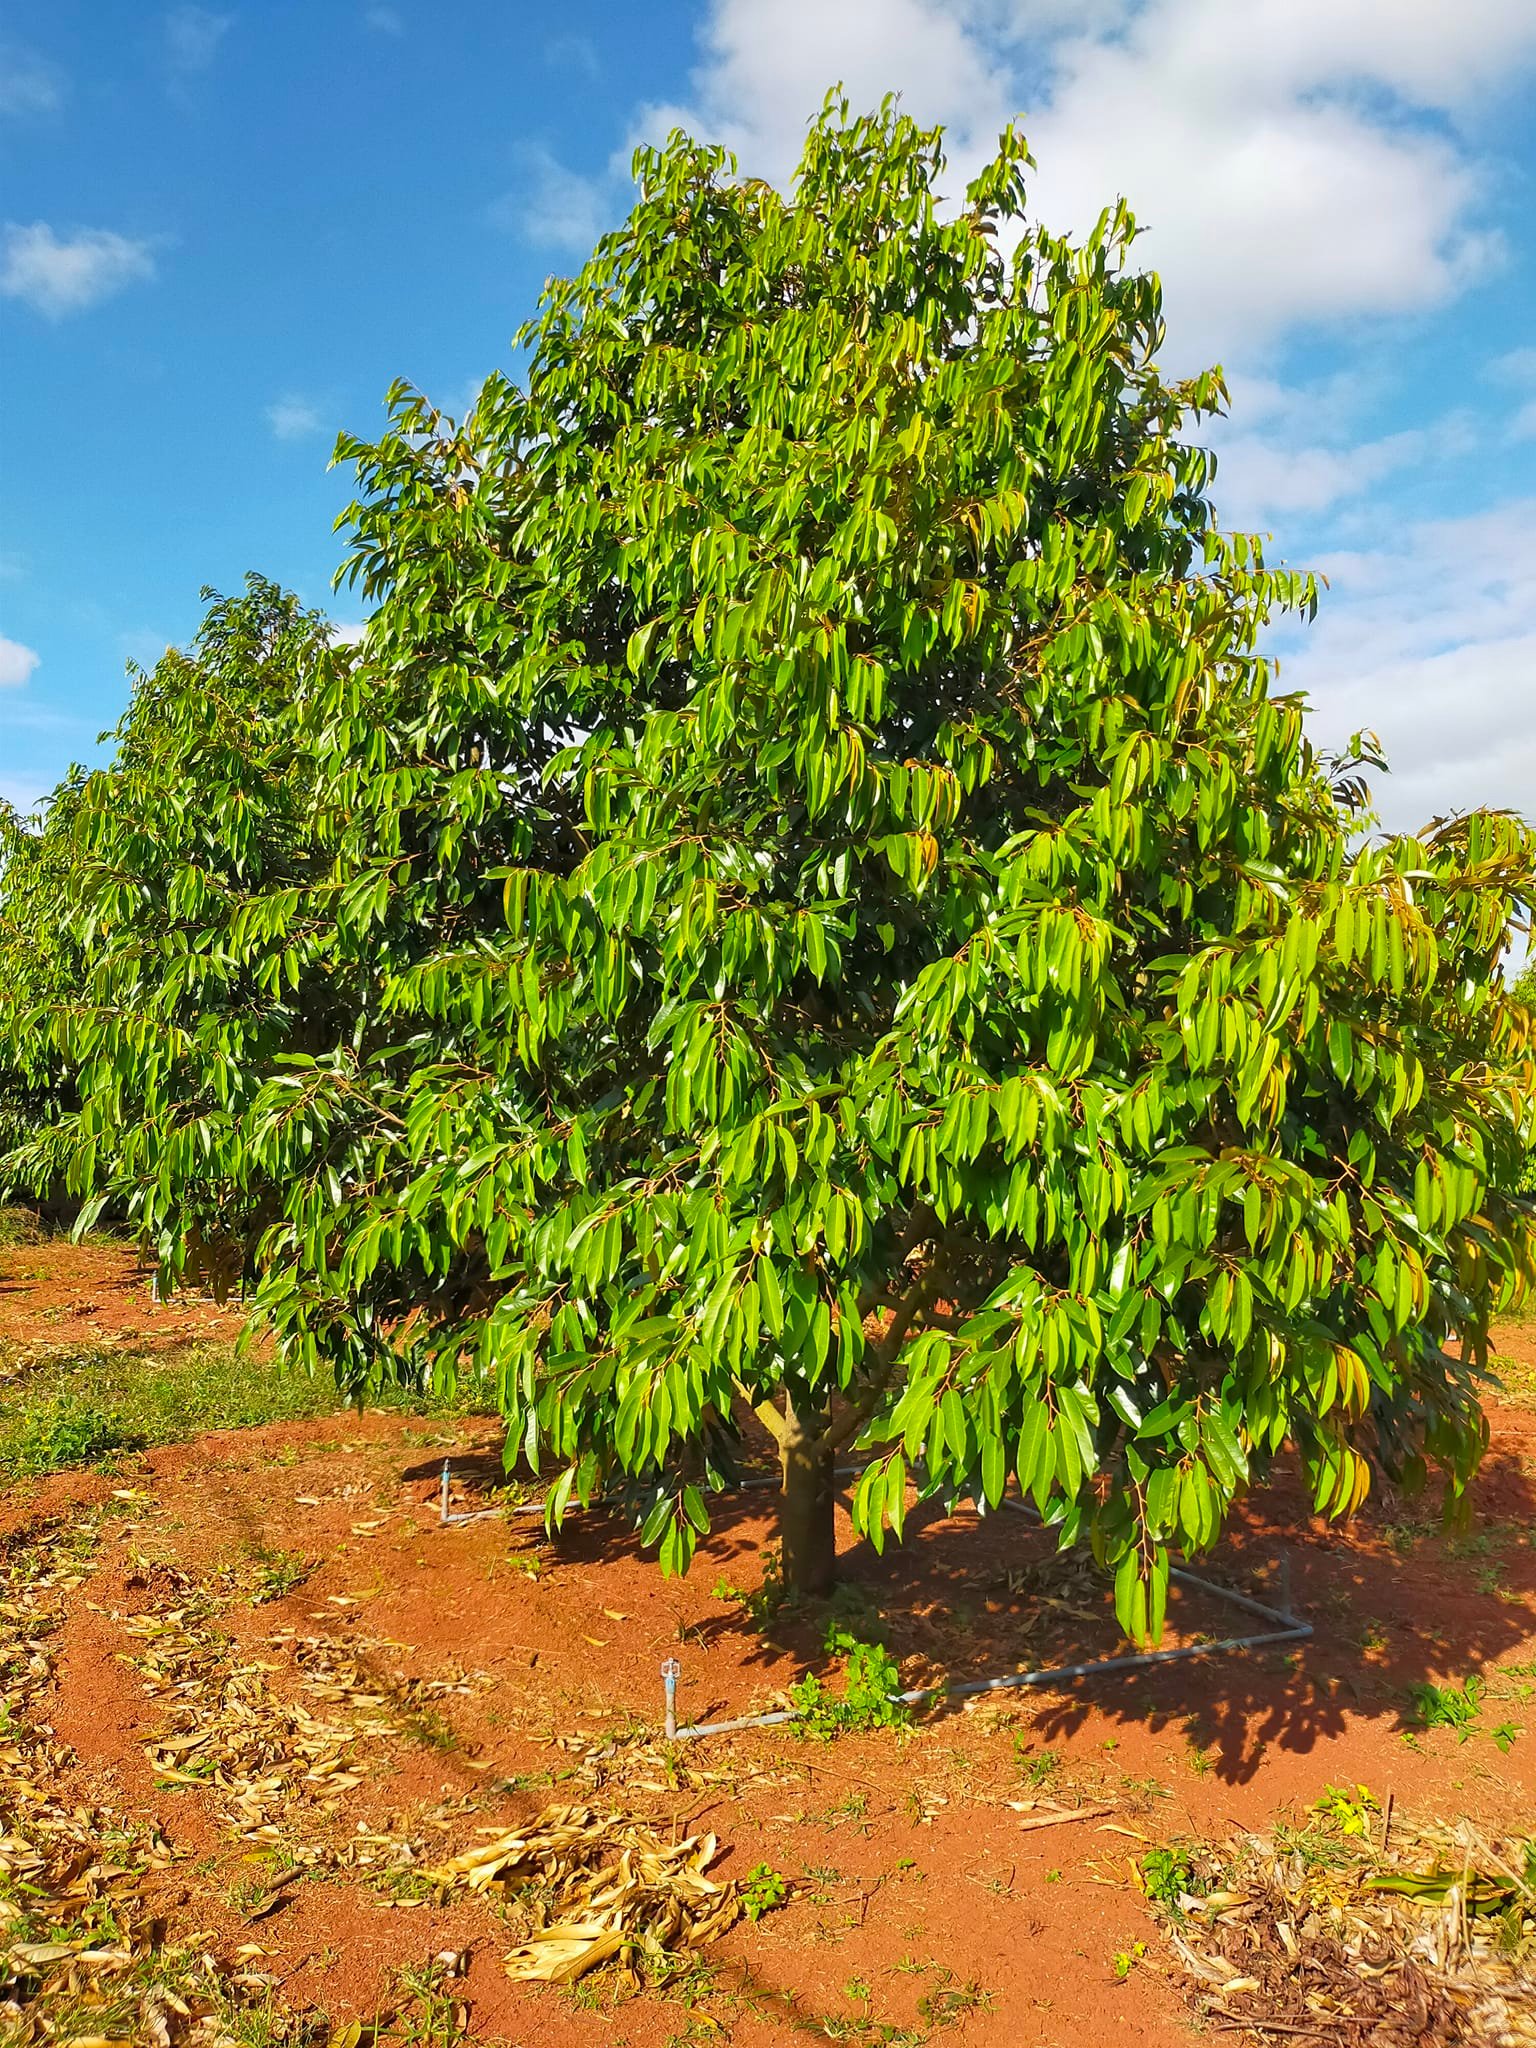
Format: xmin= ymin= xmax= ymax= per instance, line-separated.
xmin=0 ymin=1498 xmax=775 ymax=2042
xmin=1139 ymin=1805 xmax=1536 ymax=2047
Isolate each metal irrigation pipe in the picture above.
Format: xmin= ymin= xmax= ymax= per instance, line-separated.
xmin=667 ymin=1501 xmax=1310 ymax=1742
xmin=432 ymin=1458 xmax=1312 ymax=1742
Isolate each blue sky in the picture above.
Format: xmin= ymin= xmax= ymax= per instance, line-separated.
xmin=2 ymin=0 xmax=1534 ymax=834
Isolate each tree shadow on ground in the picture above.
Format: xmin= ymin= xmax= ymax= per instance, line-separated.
xmin=568 ymin=1456 xmax=1536 ymax=1788
xmin=1013 ymin=1440 xmax=1536 ymax=1785
xmin=390 ymin=1396 xmax=1536 ymax=1789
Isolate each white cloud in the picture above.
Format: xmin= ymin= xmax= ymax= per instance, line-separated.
xmin=491 ymin=144 xmax=610 ymax=252
xmin=0 ymin=42 xmax=64 ymax=116
xmin=0 ymin=636 xmax=39 ymax=688
xmin=635 ymin=0 xmax=1010 ymax=185
xmin=164 ymin=6 xmax=234 ymax=74
xmin=1281 ymin=499 xmax=1536 ymax=833
xmin=364 ymin=5 xmax=404 ymax=34
xmin=328 ymin=622 xmax=369 ymax=647
xmin=1031 ymin=0 xmax=1536 ymax=114
xmin=626 ymin=0 xmax=1536 ymax=363
xmin=1212 ymin=431 xmax=1425 ymax=528
xmin=0 ymin=223 xmax=157 ymax=318
xmin=266 ymin=396 xmax=325 ymax=441
xmin=1205 ymin=399 xmax=1478 ymax=529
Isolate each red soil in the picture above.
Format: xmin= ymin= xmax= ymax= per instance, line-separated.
xmin=0 ymin=1234 xmax=240 ymax=1352
xmin=4 ymin=1238 xmax=1535 ymax=2046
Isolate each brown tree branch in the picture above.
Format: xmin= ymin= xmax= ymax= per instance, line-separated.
xmin=826 ymin=1240 xmax=954 ymax=1454
xmin=736 ymin=1384 xmax=788 ymax=1448
xmin=856 ymin=1201 xmax=937 ymax=1319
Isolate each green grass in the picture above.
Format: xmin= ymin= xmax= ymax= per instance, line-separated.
xmin=0 ymin=1335 xmax=477 ymax=1483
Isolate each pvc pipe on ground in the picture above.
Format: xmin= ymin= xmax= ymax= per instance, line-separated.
xmin=671 ymin=1611 xmax=1312 ymax=1741
xmin=661 ymin=1658 xmax=681 ymax=1740
xmin=433 ymin=1457 xmax=1312 ymax=1743
xmin=1001 ymin=1495 xmax=1302 ymax=1630
xmin=671 ymin=1612 xmax=1311 ymax=1741
xmin=669 ymin=1503 xmax=1311 ymax=1741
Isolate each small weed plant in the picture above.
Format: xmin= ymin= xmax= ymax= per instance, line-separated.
xmin=1013 ymin=1739 xmax=1060 ymax=1786
xmin=1141 ymin=1847 xmax=1200 ymax=1911
xmin=1410 ymin=1675 xmax=1486 ymax=1741
xmin=712 ymin=1553 xmax=787 ymax=1632
xmin=916 ymin=1974 xmax=993 ymax=2027
xmin=790 ymin=1623 xmax=909 ymax=1740
xmin=1312 ymin=1783 xmax=1379 ymax=1836
xmin=251 ymin=1549 xmax=313 ymax=1604
xmin=741 ymin=1862 xmax=788 ymax=1921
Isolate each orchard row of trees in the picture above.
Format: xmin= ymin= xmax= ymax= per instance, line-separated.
xmin=3 ymin=101 xmax=1534 ymax=1626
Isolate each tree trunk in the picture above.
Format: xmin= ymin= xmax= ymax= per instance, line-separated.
xmin=779 ymin=1396 xmax=836 ymax=1596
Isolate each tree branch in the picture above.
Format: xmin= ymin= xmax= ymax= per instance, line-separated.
xmin=826 ymin=1241 xmax=953 ymax=1454
xmin=856 ymin=1201 xmax=937 ymax=1319
xmin=738 ymin=1386 xmax=788 ymax=1448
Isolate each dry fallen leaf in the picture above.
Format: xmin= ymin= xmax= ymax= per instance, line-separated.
xmin=504 ymin=1923 xmax=627 ymax=1982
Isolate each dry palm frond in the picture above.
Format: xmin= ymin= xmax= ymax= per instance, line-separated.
xmin=426 ymin=1802 xmax=742 ymax=1982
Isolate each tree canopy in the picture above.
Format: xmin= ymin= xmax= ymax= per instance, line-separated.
xmin=5 ymin=99 xmax=1534 ymax=1629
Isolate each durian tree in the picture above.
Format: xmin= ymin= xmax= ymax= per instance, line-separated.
xmin=259 ymin=98 xmax=1535 ymax=1616
xmin=24 ymin=101 xmax=1535 ymax=1628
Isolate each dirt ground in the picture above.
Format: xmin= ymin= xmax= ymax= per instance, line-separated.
xmin=3 ymin=1239 xmax=1534 ymax=2046
xmin=0 ymin=1235 xmax=242 ymax=1354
